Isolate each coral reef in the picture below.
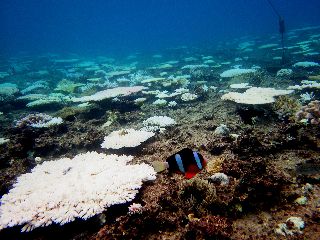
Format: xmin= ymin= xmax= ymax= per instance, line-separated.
xmin=176 ymin=178 xmax=218 ymax=215
xmin=276 ymin=68 xmax=293 ymax=77
xmin=72 ymin=86 xmax=147 ymax=102
xmin=101 ymin=128 xmax=155 ymax=149
xmin=14 ymin=113 xmax=63 ymax=128
xmin=293 ymin=61 xmax=320 ymax=68
xmin=275 ymin=216 xmax=305 ymax=236
xmin=209 ymin=173 xmax=230 ymax=186
xmin=54 ymin=79 xmax=84 ymax=93
xmin=220 ymin=68 xmax=256 ymax=78
xmin=0 ymin=24 xmax=320 ymax=240
xmin=222 ymin=87 xmax=294 ymax=105
xmin=186 ymin=215 xmax=232 ymax=239
xmin=141 ymin=115 xmax=176 ymax=132
xmin=0 ymin=152 xmax=156 ymax=232
xmin=273 ymin=95 xmax=302 ymax=122
xmin=296 ymin=100 xmax=320 ymax=124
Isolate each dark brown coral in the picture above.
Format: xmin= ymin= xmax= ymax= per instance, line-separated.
xmin=186 ymin=215 xmax=232 ymax=240
xmin=222 ymin=156 xmax=289 ymax=210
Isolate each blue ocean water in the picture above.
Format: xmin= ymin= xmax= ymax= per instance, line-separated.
xmin=1 ymin=0 xmax=320 ymax=57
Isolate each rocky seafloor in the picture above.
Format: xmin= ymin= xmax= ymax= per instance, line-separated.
xmin=0 ymin=26 xmax=320 ymax=239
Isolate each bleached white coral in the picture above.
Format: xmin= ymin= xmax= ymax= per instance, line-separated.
xmin=128 ymin=203 xmax=143 ymax=215
xmin=300 ymin=92 xmax=315 ymax=103
xmin=210 ymin=173 xmax=229 ymax=186
xmin=168 ymin=101 xmax=177 ymax=107
xmin=31 ymin=117 xmax=63 ymax=128
xmin=0 ymin=83 xmax=19 ymax=96
xmin=220 ymin=68 xmax=256 ymax=78
xmin=293 ymin=61 xmax=319 ymax=68
xmin=0 ymin=152 xmax=156 ymax=232
xmin=229 ymin=83 xmax=252 ymax=89
xmin=20 ymin=81 xmax=49 ymax=94
xmin=15 ymin=113 xmax=63 ymax=128
xmin=134 ymin=97 xmax=147 ymax=104
xmin=0 ymin=137 xmax=9 ymax=145
xmin=26 ymin=93 xmax=71 ymax=108
xmin=181 ymin=93 xmax=198 ymax=101
xmin=72 ymin=86 xmax=147 ymax=102
xmin=288 ymin=81 xmax=320 ymax=90
xmin=142 ymin=116 xmax=176 ymax=128
xmin=101 ymin=129 xmax=155 ymax=149
xmin=221 ymin=87 xmax=293 ymax=104
xmin=152 ymin=99 xmax=167 ymax=106
xmin=141 ymin=116 xmax=176 ymax=133
xmin=181 ymin=64 xmax=209 ymax=70
xmin=155 ymin=91 xmax=171 ymax=98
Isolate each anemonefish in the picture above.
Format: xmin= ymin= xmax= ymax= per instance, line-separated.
xmin=152 ymin=148 xmax=207 ymax=179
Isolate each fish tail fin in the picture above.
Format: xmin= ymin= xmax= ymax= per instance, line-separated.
xmin=152 ymin=161 xmax=168 ymax=173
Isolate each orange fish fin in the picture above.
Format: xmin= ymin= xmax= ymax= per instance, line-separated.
xmin=185 ymin=164 xmax=200 ymax=179
xmin=185 ymin=171 xmax=197 ymax=179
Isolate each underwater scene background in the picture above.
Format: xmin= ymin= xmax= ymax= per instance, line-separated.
xmin=2 ymin=0 xmax=320 ymax=56
xmin=0 ymin=0 xmax=320 ymax=239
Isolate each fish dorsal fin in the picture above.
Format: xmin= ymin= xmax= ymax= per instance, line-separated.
xmin=175 ymin=154 xmax=185 ymax=173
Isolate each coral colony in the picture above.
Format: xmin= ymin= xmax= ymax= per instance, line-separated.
xmin=15 ymin=113 xmax=63 ymax=128
xmin=0 ymin=152 xmax=156 ymax=232
xmin=101 ymin=129 xmax=155 ymax=149
xmin=0 ymin=20 xmax=320 ymax=240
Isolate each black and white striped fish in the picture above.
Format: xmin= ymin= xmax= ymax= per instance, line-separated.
xmin=152 ymin=148 xmax=207 ymax=179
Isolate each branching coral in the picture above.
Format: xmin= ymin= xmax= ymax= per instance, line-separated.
xmin=15 ymin=113 xmax=63 ymax=128
xmin=296 ymin=100 xmax=320 ymax=124
xmin=273 ymin=96 xmax=302 ymax=122
xmin=177 ymin=178 xmax=218 ymax=215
